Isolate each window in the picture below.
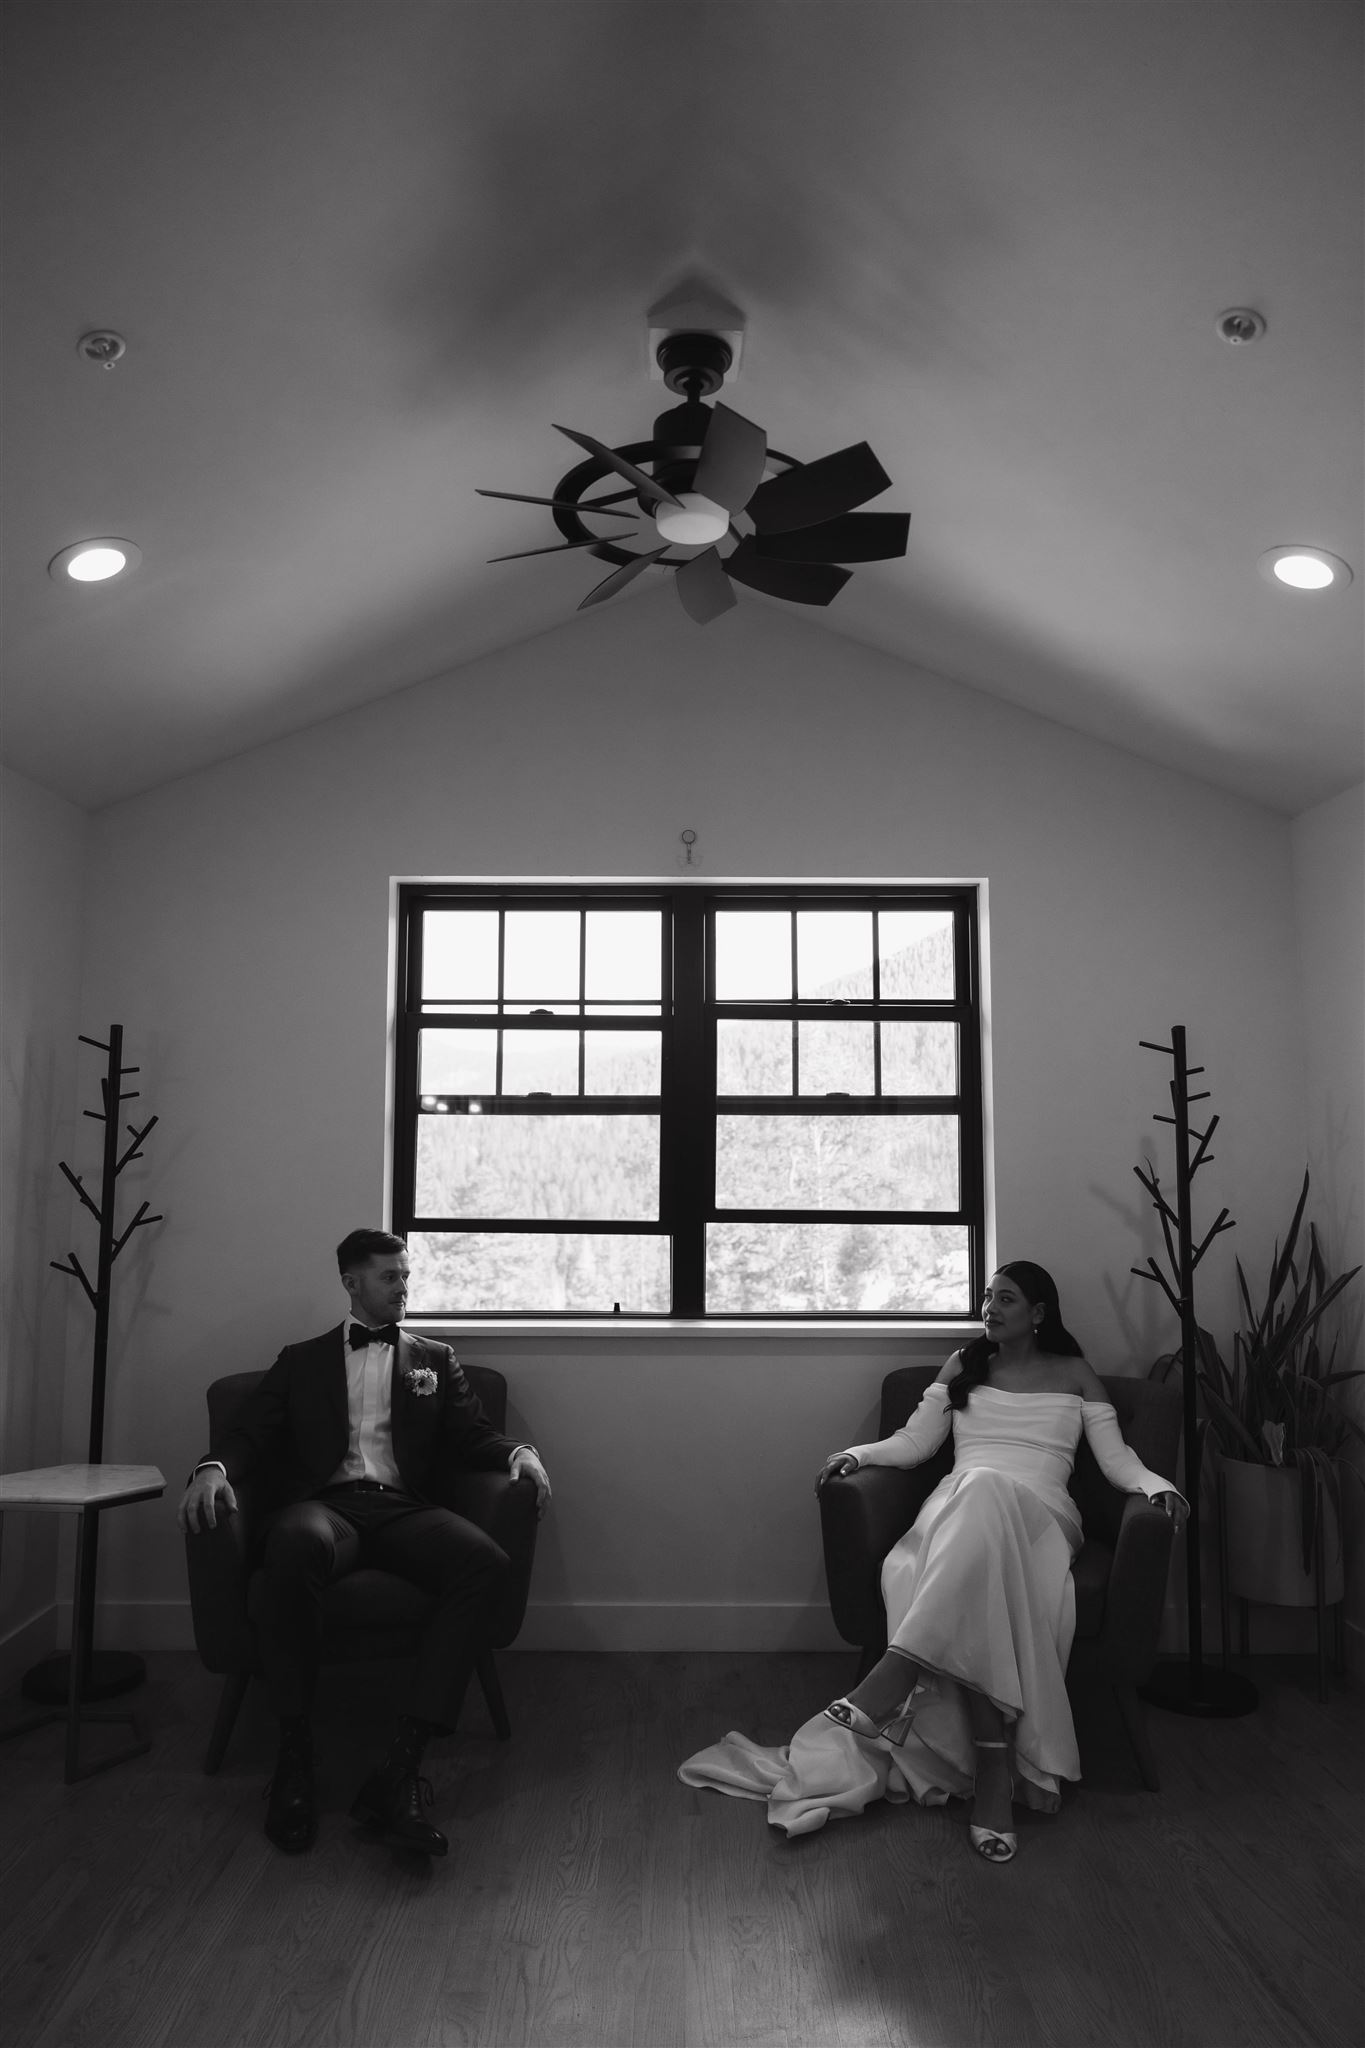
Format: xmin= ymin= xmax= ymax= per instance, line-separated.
xmin=393 ymin=886 xmax=984 ymax=1318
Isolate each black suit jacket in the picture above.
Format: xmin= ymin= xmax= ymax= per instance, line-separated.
xmin=206 ymin=1326 xmax=521 ymax=1512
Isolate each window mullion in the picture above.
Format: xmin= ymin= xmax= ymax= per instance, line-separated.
xmin=662 ymin=892 xmax=707 ymax=1314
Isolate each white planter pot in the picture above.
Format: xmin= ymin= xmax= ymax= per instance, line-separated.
xmin=1221 ymin=1459 xmax=1345 ymax=1607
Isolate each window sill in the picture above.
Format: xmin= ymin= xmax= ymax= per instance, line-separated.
xmin=410 ymin=1317 xmax=978 ymax=1343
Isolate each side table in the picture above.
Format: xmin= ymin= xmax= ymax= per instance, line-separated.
xmin=0 ymin=1464 xmax=165 ymax=1782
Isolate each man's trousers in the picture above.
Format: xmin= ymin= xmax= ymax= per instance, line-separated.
xmin=252 ymin=1485 xmax=510 ymax=1730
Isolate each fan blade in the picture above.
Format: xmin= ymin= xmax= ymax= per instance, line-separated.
xmin=578 ymin=544 xmax=672 ymax=610
xmin=691 ymin=402 xmax=768 ymax=515
xmin=488 ymin=539 xmax=619 ymax=564
xmin=553 ymin=425 xmax=680 ymax=508
xmin=753 ymin=511 xmax=910 ymax=563
xmin=477 ymin=489 xmax=638 ymax=519
xmin=674 ymin=547 xmax=738 ymax=624
xmin=747 ymin=442 xmax=892 ymax=534
xmin=725 ymin=539 xmax=851 ymax=606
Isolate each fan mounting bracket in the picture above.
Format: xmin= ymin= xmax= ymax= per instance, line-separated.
xmin=654 ymin=331 xmax=733 ymax=398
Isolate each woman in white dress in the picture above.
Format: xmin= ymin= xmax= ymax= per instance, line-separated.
xmin=678 ymin=1262 xmax=1186 ymax=1862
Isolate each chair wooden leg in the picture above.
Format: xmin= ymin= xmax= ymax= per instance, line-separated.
xmin=204 ymin=1670 xmax=250 ymax=1775
xmin=477 ymin=1651 xmax=511 ymax=1740
xmin=1115 ymin=1681 xmax=1161 ymax=1792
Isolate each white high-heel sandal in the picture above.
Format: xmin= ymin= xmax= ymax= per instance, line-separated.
xmin=824 ymin=1675 xmax=928 ymax=1746
xmin=968 ymin=1739 xmax=1017 ymax=1863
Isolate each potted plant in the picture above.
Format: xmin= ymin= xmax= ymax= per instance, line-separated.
xmin=1193 ymin=1171 xmax=1362 ymax=1608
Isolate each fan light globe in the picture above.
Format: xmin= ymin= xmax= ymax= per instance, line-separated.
xmin=655 ymin=493 xmax=730 ymax=546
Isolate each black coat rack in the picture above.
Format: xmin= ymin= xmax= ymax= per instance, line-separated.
xmin=24 ymin=1027 xmax=163 ymax=1707
xmin=1132 ymin=1025 xmax=1257 ymax=1716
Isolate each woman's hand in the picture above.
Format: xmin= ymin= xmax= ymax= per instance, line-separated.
xmin=815 ymin=1453 xmax=859 ymax=1494
xmin=1152 ymin=1490 xmax=1189 ymax=1531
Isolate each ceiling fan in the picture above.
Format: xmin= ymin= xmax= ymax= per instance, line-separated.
xmin=478 ymin=331 xmax=911 ymax=624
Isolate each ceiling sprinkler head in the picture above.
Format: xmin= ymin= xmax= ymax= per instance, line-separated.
xmin=1216 ymin=308 xmax=1266 ymax=345
xmin=78 ymin=330 xmax=127 ymax=368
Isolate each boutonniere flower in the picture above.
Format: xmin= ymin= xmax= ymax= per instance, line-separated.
xmin=403 ymin=1366 xmax=439 ymax=1398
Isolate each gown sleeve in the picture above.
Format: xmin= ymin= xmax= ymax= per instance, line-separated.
xmin=1080 ymin=1401 xmax=1185 ymax=1505
xmin=841 ymin=1382 xmax=952 ymax=1470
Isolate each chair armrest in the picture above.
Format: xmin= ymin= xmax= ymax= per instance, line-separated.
xmin=1097 ymin=1493 xmax=1175 ymax=1682
xmin=184 ymin=1498 xmax=257 ymax=1673
xmin=819 ymin=1466 xmax=932 ymax=1648
xmin=444 ymin=1470 xmax=539 ymax=1647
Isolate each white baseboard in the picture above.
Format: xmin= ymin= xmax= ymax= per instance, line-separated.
xmin=515 ymin=1602 xmax=848 ymax=1653
xmin=59 ymin=1598 xmax=849 ymax=1657
xmin=51 ymin=1596 xmax=1365 ymax=1669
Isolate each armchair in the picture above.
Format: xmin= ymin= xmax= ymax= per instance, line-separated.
xmin=819 ymin=1366 xmax=1182 ymax=1789
xmin=184 ymin=1364 xmax=538 ymax=1773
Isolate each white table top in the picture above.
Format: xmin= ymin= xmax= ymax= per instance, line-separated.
xmin=0 ymin=1464 xmax=166 ymax=1510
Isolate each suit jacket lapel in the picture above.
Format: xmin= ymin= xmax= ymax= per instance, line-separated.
xmin=391 ymin=1332 xmax=415 ymax=1476
xmin=324 ymin=1324 xmax=351 ymax=1446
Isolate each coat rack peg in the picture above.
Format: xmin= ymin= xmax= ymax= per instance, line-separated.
xmin=1191 ymin=1208 xmax=1233 ymax=1268
xmin=77 ymin=1034 xmax=110 ymax=1051
xmin=1131 ymin=1256 xmax=1182 ymax=1314
xmin=57 ymin=1162 xmax=103 ymax=1222
xmin=112 ymin=1201 xmax=162 ymax=1259
xmin=1139 ymin=1039 xmax=1174 ymax=1055
xmin=1133 ymin=1025 xmax=1254 ymax=1720
xmin=1189 ymin=1121 xmax=1220 ymax=1175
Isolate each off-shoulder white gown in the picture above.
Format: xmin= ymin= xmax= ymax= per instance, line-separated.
xmin=678 ymin=1384 xmax=1177 ymax=1837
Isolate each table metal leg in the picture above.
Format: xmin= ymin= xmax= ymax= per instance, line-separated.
xmin=65 ymin=1508 xmax=95 ymax=1780
xmin=0 ymin=1505 xmax=152 ymax=1783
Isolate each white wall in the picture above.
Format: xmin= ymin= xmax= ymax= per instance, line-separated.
xmin=0 ymin=766 xmax=88 ymax=1681
xmin=74 ymin=593 xmax=1309 ymax=1651
xmin=1291 ymin=779 xmax=1365 ymax=1668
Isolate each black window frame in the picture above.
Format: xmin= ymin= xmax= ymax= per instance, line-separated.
xmin=393 ymin=882 xmax=984 ymax=1320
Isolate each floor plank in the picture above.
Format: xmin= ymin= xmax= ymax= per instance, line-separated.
xmin=0 ymin=1651 xmax=1359 ymax=2048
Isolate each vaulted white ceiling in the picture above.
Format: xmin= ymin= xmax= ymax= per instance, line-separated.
xmin=2 ymin=2 xmax=1360 ymax=814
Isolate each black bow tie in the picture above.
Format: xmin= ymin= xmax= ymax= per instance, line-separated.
xmin=350 ymin=1323 xmax=400 ymax=1349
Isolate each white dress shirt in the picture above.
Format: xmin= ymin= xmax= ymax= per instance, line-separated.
xmin=330 ymin=1315 xmax=405 ymax=1486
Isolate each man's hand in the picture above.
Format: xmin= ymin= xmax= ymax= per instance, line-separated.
xmin=815 ymin=1453 xmax=859 ymax=1494
xmin=177 ymin=1466 xmax=238 ymax=1535
xmin=1152 ymin=1489 xmax=1189 ymax=1531
xmin=509 ymin=1448 xmax=552 ymax=1519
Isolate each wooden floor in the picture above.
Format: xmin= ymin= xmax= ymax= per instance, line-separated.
xmin=0 ymin=1650 xmax=1360 ymax=2048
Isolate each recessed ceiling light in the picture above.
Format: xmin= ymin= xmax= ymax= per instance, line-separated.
xmin=48 ymin=538 xmax=142 ymax=585
xmin=1258 ymin=546 xmax=1353 ymax=592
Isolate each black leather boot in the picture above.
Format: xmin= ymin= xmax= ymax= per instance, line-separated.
xmin=350 ymin=1714 xmax=448 ymax=1855
xmin=264 ymin=1721 xmax=317 ymax=1853
xmin=350 ymin=1763 xmax=448 ymax=1855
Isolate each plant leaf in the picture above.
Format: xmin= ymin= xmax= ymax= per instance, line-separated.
xmin=1197 ymin=1379 xmax=1264 ymax=1460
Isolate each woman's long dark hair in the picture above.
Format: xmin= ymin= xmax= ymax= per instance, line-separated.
xmin=948 ymin=1260 xmax=1084 ymax=1410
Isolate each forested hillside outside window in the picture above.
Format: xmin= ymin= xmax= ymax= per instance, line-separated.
xmin=393 ymin=886 xmax=984 ymax=1318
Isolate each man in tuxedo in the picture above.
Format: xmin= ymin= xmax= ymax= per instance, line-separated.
xmin=177 ymin=1229 xmax=550 ymax=1857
